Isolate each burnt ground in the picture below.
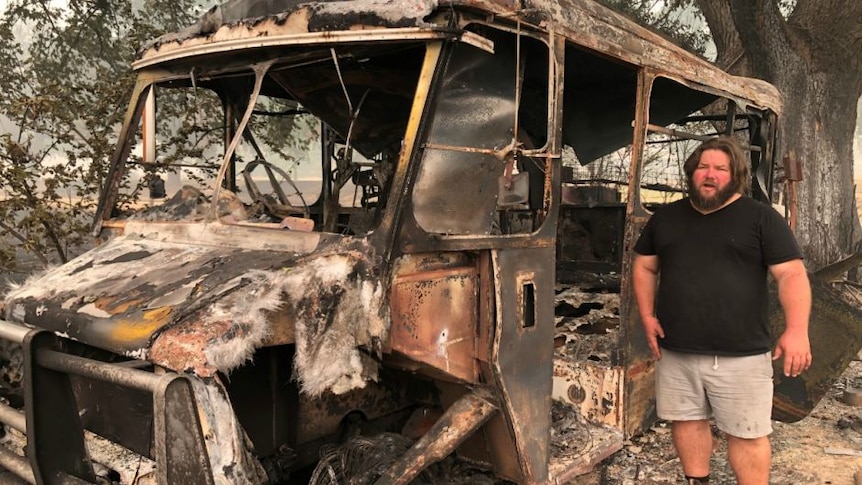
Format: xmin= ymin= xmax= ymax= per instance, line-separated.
xmin=570 ymin=358 xmax=862 ymax=485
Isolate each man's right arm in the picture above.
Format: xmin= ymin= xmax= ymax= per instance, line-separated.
xmin=632 ymin=253 xmax=664 ymax=359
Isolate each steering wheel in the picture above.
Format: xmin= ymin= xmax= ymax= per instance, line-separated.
xmin=241 ymin=159 xmax=310 ymax=219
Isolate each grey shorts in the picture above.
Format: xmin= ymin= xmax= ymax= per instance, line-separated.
xmin=655 ymin=348 xmax=774 ymax=439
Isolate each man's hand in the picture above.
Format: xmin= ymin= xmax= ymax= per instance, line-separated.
xmin=769 ymin=258 xmax=812 ymax=378
xmin=773 ymin=328 xmax=811 ymax=377
xmin=642 ymin=315 xmax=664 ymax=360
xmin=633 ymin=253 xmax=662 ymax=360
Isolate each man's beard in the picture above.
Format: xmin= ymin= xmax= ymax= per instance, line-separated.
xmin=688 ymin=179 xmax=738 ymax=211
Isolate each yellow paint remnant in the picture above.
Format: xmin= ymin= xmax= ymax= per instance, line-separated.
xmin=110 ymin=306 xmax=173 ymax=342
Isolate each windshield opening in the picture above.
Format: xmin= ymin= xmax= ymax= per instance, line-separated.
xmin=113 ymin=42 xmax=426 ymax=235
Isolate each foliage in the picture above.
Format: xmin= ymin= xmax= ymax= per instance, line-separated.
xmin=0 ymin=0 xmax=203 ymax=276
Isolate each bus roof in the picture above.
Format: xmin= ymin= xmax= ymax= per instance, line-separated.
xmin=138 ymin=0 xmax=781 ymax=114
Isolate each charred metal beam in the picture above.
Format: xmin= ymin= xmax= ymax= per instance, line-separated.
xmin=154 ymin=377 xmax=215 ymax=485
xmin=811 ymin=251 xmax=862 ymax=282
xmin=0 ymin=401 xmax=26 ymax=433
xmin=0 ymin=319 xmax=36 ymax=343
xmin=646 ymin=123 xmax=761 ymax=151
xmin=372 ymin=388 xmax=498 ymax=485
xmin=16 ymin=328 xmax=215 ymax=485
xmin=548 ymin=434 xmax=622 ymax=484
xmin=35 ymin=350 xmax=162 ymax=392
xmin=23 ymin=331 xmax=98 ymax=485
xmin=0 ymin=446 xmax=35 ymax=484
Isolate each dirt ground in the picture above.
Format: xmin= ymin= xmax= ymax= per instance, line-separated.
xmin=570 ymin=359 xmax=862 ymax=485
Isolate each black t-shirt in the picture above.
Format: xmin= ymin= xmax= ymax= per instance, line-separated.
xmin=634 ymin=196 xmax=802 ymax=355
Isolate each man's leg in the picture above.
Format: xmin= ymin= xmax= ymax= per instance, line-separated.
xmin=656 ymin=351 xmax=713 ymax=482
xmin=705 ymin=353 xmax=773 ymax=485
xmin=726 ymin=434 xmax=770 ymax=485
xmin=672 ymin=419 xmax=713 ymax=478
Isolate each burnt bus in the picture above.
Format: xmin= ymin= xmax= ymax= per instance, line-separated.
xmin=1 ymin=0 xmax=858 ymax=483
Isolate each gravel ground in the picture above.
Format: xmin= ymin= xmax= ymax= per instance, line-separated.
xmin=571 ymin=359 xmax=862 ymax=485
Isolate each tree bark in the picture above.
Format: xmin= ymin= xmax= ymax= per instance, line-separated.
xmin=696 ymin=0 xmax=862 ymax=270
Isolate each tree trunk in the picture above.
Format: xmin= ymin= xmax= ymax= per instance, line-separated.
xmin=697 ymin=0 xmax=862 ymax=270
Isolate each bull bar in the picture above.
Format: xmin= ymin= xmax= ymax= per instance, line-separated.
xmin=0 ymin=319 xmax=215 ymax=485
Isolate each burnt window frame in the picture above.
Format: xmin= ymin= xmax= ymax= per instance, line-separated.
xmin=409 ymin=23 xmax=557 ymax=239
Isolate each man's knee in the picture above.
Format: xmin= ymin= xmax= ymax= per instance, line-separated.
xmin=726 ymin=434 xmax=770 ymax=447
xmin=726 ymin=434 xmax=771 ymax=485
xmin=726 ymin=434 xmax=771 ymax=465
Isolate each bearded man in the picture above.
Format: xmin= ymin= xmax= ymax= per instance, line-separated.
xmin=632 ymin=136 xmax=812 ymax=485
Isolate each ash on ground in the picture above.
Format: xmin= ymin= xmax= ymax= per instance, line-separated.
xmin=571 ymin=359 xmax=862 ymax=485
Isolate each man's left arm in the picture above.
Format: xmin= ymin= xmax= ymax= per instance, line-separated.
xmin=768 ymin=258 xmax=812 ymax=377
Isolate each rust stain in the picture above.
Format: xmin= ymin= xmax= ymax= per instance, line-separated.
xmin=150 ymin=317 xmax=228 ymax=377
xmin=389 ymin=266 xmax=479 ymax=383
xmin=626 ymin=358 xmax=653 ymax=376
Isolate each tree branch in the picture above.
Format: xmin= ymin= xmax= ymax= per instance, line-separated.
xmin=789 ymin=0 xmax=862 ymax=72
xmin=695 ymin=0 xmax=743 ymax=69
xmin=0 ymin=219 xmax=51 ymax=266
xmin=725 ymin=0 xmax=795 ymax=80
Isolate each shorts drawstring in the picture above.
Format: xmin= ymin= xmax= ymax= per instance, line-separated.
xmin=712 ymin=355 xmax=719 ymax=370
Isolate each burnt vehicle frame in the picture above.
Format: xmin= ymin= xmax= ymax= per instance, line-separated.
xmin=1 ymin=0 xmax=859 ymax=484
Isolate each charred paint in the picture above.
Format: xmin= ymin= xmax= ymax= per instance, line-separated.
xmin=3 ymin=234 xmax=301 ymax=354
xmin=148 ymin=249 xmax=389 ymax=396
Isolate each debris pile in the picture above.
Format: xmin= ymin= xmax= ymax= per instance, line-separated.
xmin=553 ymin=285 xmax=621 ymax=365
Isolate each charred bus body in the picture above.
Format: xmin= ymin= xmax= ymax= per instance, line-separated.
xmin=1 ymin=0 xmax=859 ymax=483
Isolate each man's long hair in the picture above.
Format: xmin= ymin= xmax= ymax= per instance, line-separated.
xmin=683 ymin=136 xmax=751 ymax=195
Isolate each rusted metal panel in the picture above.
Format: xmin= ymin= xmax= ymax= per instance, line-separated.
xmin=476 ymin=251 xmax=494 ymax=364
xmin=551 ymin=359 xmax=623 ymax=430
xmin=410 ymin=28 xmax=518 ymax=236
xmin=489 ymin=247 xmax=556 ymax=485
xmin=618 ymin=70 xmax=660 ymax=440
xmin=390 ymin=251 xmax=474 ymax=275
xmin=621 ymin=357 xmax=657 ymax=438
xmin=771 ymin=277 xmax=862 ymax=422
xmin=390 ymin=267 xmax=479 ymax=383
